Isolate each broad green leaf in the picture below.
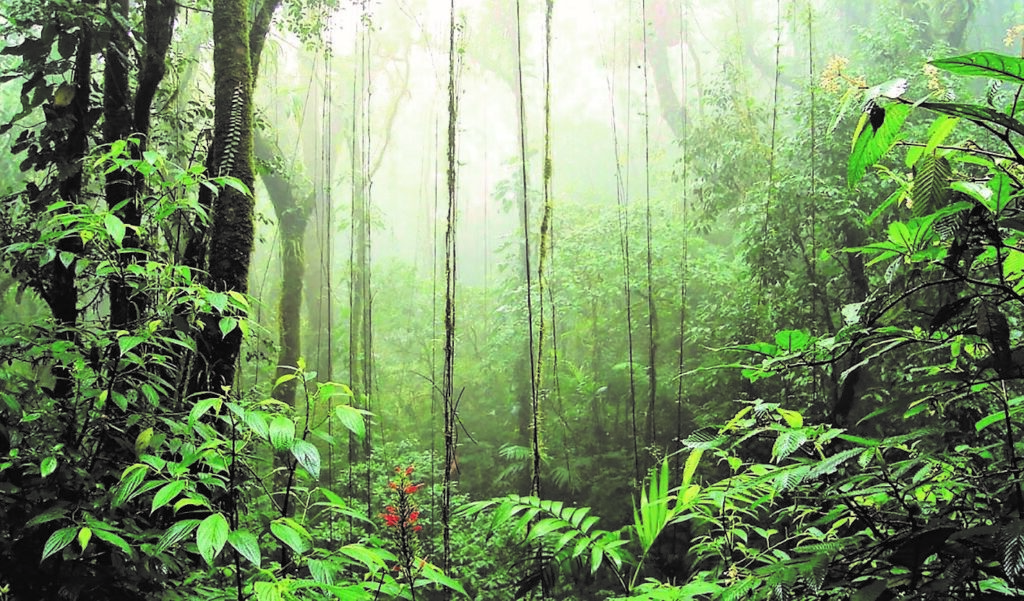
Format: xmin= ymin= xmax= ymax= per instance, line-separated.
xmin=218 ymin=316 xmax=238 ymax=338
xmin=40 ymin=456 xmax=57 ymax=478
xmin=205 ymin=291 xmax=228 ymax=312
xmin=919 ymin=101 xmax=1024 ymax=137
xmin=290 ymin=439 xmax=321 ymax=480
xmin=26 ymin=507 xmax=67 ymax=527
xmin=254 ymin=581 xmax=282 ymax=601
xmin=931 ymin=52 xmax=1024 ymax=84
xmin=418 ymin=561 xmax=468 ymax=597
xmin=318 ymin=381 xmax=354 ymax=399
xmin=307 ymin=558 xmax=333 ymax=585
xmin=189 ymin=396 xmax=222 ymax=428
xmin=849 ymin=104 xmax=911 ymax=188
xmin=227 ymin=529 xmax=260 ymax=567
xmin=270 ymin=518 xmax=310 ymax=555
xmin=134 ymin=427 xmax=153 ymax=455
xmin=41 ymin=526 xmax=77 ymax=561
xmin=113 ymin=464 xmax=148 ymax=508
xmin=155 ymin=519 xmax=201 ymax=554
xmin=77 ymin=526 xmax=91 ymax=552
xmin=911 ymin=154 xmax=952 ymax=217
xmin=196 ymin=513 xmax=229 ymax=566
xmin=335 ymin=404 xmax=367 ymax=441
xmin=269 ymin=415 xmax=295 ymax=451
xmin=151 ymin=481 xmax=186 ymax=514
xmin=337 ymin=543 xmax=391 ymax=569
xmin=777 ymin=408 xmax=803 ymax=429
xmin=104 ymin=213 xmax=126 ymax=246
xmin=244 ymin=410 xmax=270 ymax=440
xmin=89 ymin=526 xmax=133 ymax=558
xmin=774 ymin=329 xmax=810 ymax=352
xmin=117 ymin=335 xmax=145 ymax=356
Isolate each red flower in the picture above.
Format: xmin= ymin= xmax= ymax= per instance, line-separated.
xmin=405 ymin=465 xmax=415 ymax=476
xmin=408 ymin=511 xmax=419 ymax=523
xmin=404 ymin=483 xmax=420 ymax=494
xmin=413 ymin=525 xmax=422 ymax=532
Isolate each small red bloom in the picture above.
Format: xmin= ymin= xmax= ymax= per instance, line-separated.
xmin=408 ymin=511 xmax=419 ymax=523
xmin=404 ymin=483 xmax=420 ymax=494
xmin=388 ymin=481 xmax=398 ymax=489
xmin=405 ymin=465 xmax=415 ymax=476
xmin=413 ymin=525 xmax=422 ymax=532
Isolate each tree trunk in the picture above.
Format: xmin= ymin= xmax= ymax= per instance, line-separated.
xmin=188 ymin=0 xmax=255 ymax=395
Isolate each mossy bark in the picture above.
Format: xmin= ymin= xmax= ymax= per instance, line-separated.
xmin=188 ymin=0 xmax=255 ymax=395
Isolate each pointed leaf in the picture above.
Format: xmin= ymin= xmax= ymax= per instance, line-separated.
xmin=930 ymin=52 xmax=1024 ymax=84
xmin=270 ymin=518 xmax=309 ymax=555
xmin=41 ymin=526 xmax=77 ymax=562
xmin=77 ymin=527 xmax=92 ymax=552
xmin=40 ymin=456 xmax=57 ymax=478
xmin=104 ymin=213 xmax=126 ymax=246
xmin=151 ymin=481 xmax=186 ymax=514
xmin=155 ymin=519 xmax=201 ymax=554
xmin=335 ymin=404 xmax=367 ymax=441
xmin=290 ymin=439 xmax=321 ymax=480
xmin=90 ymin=527 xmax=133 ymax=558
xmin=227 ymin=529 xmax=260 ymax=567
xmin=196 ymin=513 xmax=229 ymax=566
xmin=269 ymin=415 xmax=295 ymax=451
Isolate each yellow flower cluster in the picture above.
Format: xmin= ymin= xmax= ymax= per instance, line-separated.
xmin=820 ymin=55 xmax=865 ymax=94
xmin=923 ymin=63 xmax=943 ymax=93
xmin=1005 ymin=25 xmax=1024 ymax=48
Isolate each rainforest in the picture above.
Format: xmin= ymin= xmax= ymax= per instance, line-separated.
xmin=2 ymin=0 xmax=1024 ymax=599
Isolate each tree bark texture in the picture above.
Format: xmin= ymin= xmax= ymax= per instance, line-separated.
xmin=188 ymin=0 xmax=255 ymax=395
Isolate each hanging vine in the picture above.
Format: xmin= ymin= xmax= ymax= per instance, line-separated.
xmin=607 ymin=0 xmax=640 ymax=485
xmin=441 ymin=0 xmax=461 ymax=584
xmin=673 ymin=0 xmax=689 ymax=479
xmin=762 ymin=0 xmax=783 ymax=292
xmin=640 ymin=0 xmax=658 ymax=451
xmin=513 ymin=0 xmax=542 ymax=498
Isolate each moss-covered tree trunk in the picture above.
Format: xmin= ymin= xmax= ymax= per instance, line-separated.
xmin=188 ymin=0 xmax=255 ymax=395
xmin=255 ymin=133 xmax=310 ymax=406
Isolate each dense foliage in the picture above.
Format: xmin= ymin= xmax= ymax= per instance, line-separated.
xmin=1 ymin=0 xmax=1024 ymax=600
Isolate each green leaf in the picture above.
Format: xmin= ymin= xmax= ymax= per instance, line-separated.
xmin=155 ymin=519 xmax=201 ymax=554
xmin=774 ymin=329 xmax=810 ymax=352
xmin=104 ymin=213 xmax=126 ymax=246
xmin=117 ymin=335 xmax=145 ymax=356
xmin=930 ymin=52 xmax=1024 ymax=84
xmin=196 ymin=513 xmax=229 ymax=566
xmin=290 ymin=439 xmax=321 ymax=480
xmin=41 ymin=526 xmax=77 ymax=561
xmin=90 ymin=527 xmax=134 ymax=558
xmin=113 ymin=463 xmax=148 ymax=508
xmin=849 ymin=104 xmax=911 ymax=188
xmin=777 ymin=408 xmax=803 ymax=429
xmin=334 ymin=404 xmax=368 ymax=441
xmin=227 ymin=529 xmax=260 ymax=567
xmin=269 ymin=415 xmax=295 ymax=451
xmin=218 ymin=316 xmax=238 ymax=338
xmin=1000 ymin=519 xmax=1024 ymax=585
xmin=254 ymin=581 xmax=282 ymax=601
xmin=911 ymin=154 xmax=952 ymax=217
xmin=26 ymin=507 xmax=68 ymax=527
xmin=418 ymin=561 xmax=468 ymax=597
xmin=40 ymin=456 xmax=57 ymax=478
xmin=270 ymin=518 xmax=310 ymax=555
xmin=244 ymin=409 xmax=270 ymax=440
xmin=919 ymin=101 xmax=1024 ymax=137
xmin=151 ymin=481 xmax=186 ymax=514
xmin=77 ymin=526 xmax=92 ymax=552
xmin=189 ymin=396 xmax=222 ymax=428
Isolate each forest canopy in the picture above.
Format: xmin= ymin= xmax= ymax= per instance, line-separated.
xmin=1 ymin=0 xmax=1024 ymax=599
